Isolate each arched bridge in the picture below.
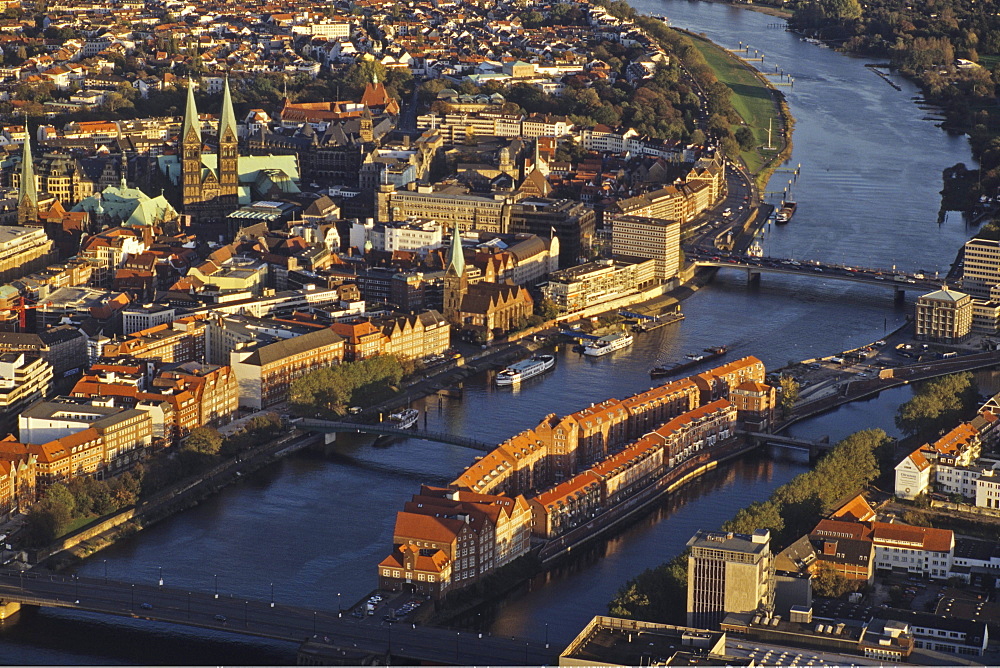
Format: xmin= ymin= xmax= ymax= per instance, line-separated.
xmin=297 ymin=418 xmax=494 ymax=452
xmin=0 ymin=571 xmax=556 ymax=665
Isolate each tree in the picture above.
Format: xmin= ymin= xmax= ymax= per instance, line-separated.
xmin=812 ymin=563 xmax=853 ymax=597
xmin=895 ymin=372 xmax=979 ymax=438
xmin=779 ymin=376 xmax=800 ymax=412
xmin=536 ymin=297 xmax=560 ymax=321
xmin=183 ymin=427 xmax=224 ymax=456
xmin=724 ymin=500 xmax=785 ymax=535
xmin=735 ymin=126 xmax=755 ymax=151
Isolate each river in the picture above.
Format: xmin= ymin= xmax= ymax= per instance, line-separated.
xmin=0 ymin=2 xmax=979 ymax=663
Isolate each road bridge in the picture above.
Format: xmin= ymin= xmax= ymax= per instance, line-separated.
xmin=0 ymin=572 xmax=557 ymax=665
xmin=693 ymin=259 xmax=941 ymax=296
xmin=297 ymin=418 xmax=494 ymax=452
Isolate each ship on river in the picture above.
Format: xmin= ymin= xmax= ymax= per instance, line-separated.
xmin=496 ymin=354 xmax=556 ymax=386
xmin=775 ymin=201 xmax=797 ymax=223
xmin=650 ymin=346 xmax=728 ymax=378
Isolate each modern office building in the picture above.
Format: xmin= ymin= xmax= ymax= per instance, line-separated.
xmin=687 ymin=529 xmax=774 ymax=628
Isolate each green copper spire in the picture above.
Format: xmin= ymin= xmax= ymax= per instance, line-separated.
xmin=18 ymin=123 xmax=37 ymax=223
xmin=182 ymin=80 xmax=201 ymax=142
xmin=219 ymin=77 xmax=237 ymax=141
xmin=446 ymin=224 xmax=465 ymax=277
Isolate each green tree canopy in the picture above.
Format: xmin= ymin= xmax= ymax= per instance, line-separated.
xmin=895 ymin=372 xmax=979 ymax=439
xmin=183 ymin=427 xmax=224 ymax=456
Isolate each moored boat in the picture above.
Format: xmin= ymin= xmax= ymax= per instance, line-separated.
xmin=775 ymin=201 xmax=797 ymax=223
xmin=583 ymin=331 xmax=634 ymax=357
xmin=496 ymin=354 xmax=556 ymax=386
xmin=387 ymin=408 xmax=419 ymax=429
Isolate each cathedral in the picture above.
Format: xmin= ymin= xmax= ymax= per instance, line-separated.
xmin=180 ymin=78 xmax=240 ymax=222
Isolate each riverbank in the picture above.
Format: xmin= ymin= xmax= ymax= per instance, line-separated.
xmin=681 ymin=29 xmax=793 ymax=186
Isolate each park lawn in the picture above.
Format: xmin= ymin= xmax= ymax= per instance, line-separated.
xmin=59 ymin=514 xmax=99 ymax=538
xmin=687 ymin=33 xmax=784 ymax=176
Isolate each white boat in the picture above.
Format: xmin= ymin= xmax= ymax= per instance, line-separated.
xmin=495 ymin=354 xmax=556 ymax=386
xmin=388 ymin=408 xmax=419 ymax=429
xmin=583 ymin=331 xmax=634 ymax=357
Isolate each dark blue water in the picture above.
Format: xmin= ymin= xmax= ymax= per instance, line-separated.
xmin=0 ymin=1 xmax=980 ymax=662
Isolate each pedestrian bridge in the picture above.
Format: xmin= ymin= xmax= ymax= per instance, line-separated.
xmin=740 ymin=430 xmax=833 ymax=457
xmin=0 ymin=571 xmax=556 ymax=665
xmin=296 ymin=418 xmax=494 ymax=452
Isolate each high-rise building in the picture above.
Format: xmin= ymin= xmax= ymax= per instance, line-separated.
xmin=610 ymin=214 xmax=681 ymax=282
xmin=687 ymin=529 xmax=774 ymax=628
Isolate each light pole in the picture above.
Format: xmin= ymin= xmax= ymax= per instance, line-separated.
xmin=214 ymin=574 xmax=218 ymax=599
xmin=244 ymin=600 xmax=248 ymax=628
xmin=130 ymin=583 xmax=135 ymax=611
xmin=187 ymin=592 xmax=191 ymax=618
xmin=158 ymin=566 xmax=163 ymax=587
xmin=270 ymin=583 xmax=274 ymax=608
xmin=337 ymin=592 xmax=342 ymax=618
xmin=74 ymin=575 xmax=79 ymax=604
xmin=545 ymin=623 xmax=549 ymax=649
xmin=103 ymin=560 xmax=108 ymax=584
xmin=313 ymin=610 xmax=317 ymax=634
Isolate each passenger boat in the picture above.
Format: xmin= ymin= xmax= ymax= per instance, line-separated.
xmin=650 ymin=345 xmax=728 ymax=378
xmin=496 ymin=354 xmax=556 ymax=386
xmin=583 ymin=331 xmax=634 ymax=357
xmin=387 ymin=408 xmax=419 ymax=429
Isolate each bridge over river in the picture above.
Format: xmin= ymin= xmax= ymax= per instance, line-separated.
xmin=0 ymin=571 xmax=557 ymax=665
xmin=692 ymin=256 xmax=942 ymax=298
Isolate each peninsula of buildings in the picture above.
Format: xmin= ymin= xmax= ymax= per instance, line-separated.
xmin=378 ymin=355 xmax=776 ymax=598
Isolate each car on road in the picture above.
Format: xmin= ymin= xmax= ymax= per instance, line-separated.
xmin=214 ymin=614 xmax=227 ymax=622
xmin=140 ymin=603 xmax=153 ymax=610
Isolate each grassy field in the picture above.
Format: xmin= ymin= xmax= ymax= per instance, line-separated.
xmin=687 ymin=32 xmax=788 ymax=177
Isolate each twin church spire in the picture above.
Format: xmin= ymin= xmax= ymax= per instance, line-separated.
xmin=181 ymin=78 xmax=239 ymax=220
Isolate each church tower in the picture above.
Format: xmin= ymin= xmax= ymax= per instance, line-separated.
xmin=443 ymin=225 xmax=468 ymax=326
xmin=181 ymin=80 xmax=203 ymax=211
xmin=218 ymin=77 xmax=239 ymax=207
xmin=359 ymin=106 xmax=374 ymax=143
xmin=17 ymin=124 xmax=37 ymax=225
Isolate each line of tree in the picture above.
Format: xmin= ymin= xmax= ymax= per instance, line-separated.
xmin=289 ymin=355 xmax=406 ymax=416
xmin=21 ymin=413 xmax=285 ymax=548
xmin=607 ymin=428 xmax=893 ymax=623
xmin=894 ymin=371 xmax=980 ymax=441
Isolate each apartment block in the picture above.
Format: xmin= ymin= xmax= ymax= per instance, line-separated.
xmin=543 ymin=258 xmax=656 ymax=313
xmin=0 ymin=353 xmax=53 ymax=436
xmin=0 ymin=226 xmax=57 ymax=284
xmin=231 ymin=328 xmax=344 ymax=409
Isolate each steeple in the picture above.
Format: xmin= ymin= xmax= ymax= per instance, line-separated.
xmin=182 ymin=80 xmax=201 ymax=143
xmin=17 ymin=121 xmax=37 ymax=225
xmin=219 ymin=76 xmax=237 ymax=142
xmin=446 ymin=224 xmax=465 ymax=277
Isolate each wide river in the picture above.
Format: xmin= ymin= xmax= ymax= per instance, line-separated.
xmin=0 ymin=2 xmax=984 ymax=663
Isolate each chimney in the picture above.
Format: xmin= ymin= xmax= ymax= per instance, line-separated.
xmin=823 ymin=540 xmax=838 ymax=556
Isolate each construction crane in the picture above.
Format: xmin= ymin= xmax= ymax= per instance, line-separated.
xmin=13 ymin=296 xmax=51 ymax=331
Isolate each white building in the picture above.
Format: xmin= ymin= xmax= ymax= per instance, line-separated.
xmin=872 ymin=522 xmax=954 ymax=579
xmin=121 ymin=304 xmax=176 ymax=335
xmin=894 ymin=448 xmax=933 ymax=500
